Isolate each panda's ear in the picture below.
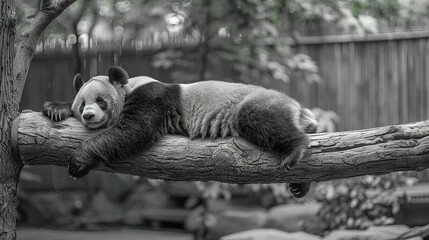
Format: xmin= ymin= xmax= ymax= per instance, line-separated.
xmin=73 ymin=73 xmax=86 ymax=93
xmin=108 ymin=66 xmax=129 ymax=85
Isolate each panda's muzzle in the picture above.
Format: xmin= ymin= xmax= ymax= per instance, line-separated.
xmin=83 ymin=113 xmax=95 ymax=121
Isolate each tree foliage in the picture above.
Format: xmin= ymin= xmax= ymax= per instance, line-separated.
xmin=312 ymin=173 xmax=417 ymax=234
xmin=149 ymin=0 xmax=322 ymax=84
xmin=15 ymin=0 xmax=429 ymax=83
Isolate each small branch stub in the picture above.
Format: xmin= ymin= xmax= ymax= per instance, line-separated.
xmin=11 ymin=116 xmax=20 ymax=159
xmin=13 ymin=112 xmax=429 ymax=183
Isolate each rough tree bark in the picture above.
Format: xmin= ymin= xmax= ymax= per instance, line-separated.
xmin=0 ymin=2 xmax=21 ymax=239
xmin=12 ymin=112 xmax=429 ymax=183
xmin=0 ymin=1 xmax=76 ymax=239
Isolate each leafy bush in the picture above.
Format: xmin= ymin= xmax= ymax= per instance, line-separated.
xmin=312 ymin=173 xmax=417 ymax=234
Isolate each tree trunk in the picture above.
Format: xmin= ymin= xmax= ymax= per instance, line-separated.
xmin=0 ymin=1 xmax=76 ymax=239
xmin=0 ymin=1 xmax=23 ymax=239
xmin=13 ymin=112 xmax=429 ymax=183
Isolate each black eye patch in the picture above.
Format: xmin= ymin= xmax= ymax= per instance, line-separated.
xmin=96 ymin=97 xmax=108 ymax=111
xmin=79 ymin=101 xmax=85 ymax=114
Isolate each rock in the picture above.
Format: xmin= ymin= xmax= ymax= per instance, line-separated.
xmin=123 ymin=183 xmax=175 ymax=225
xmin=79 ymin=191 xmax=123 ymax=225
xmin=206 ymin=209 xmax=268 ymax=240
xmin=185 ymin=198 xmax=268 ymax=234
xmin=123 ymin=211 xmax=143 ymax=226
xmin=324 ymin=225 xmax=422 ymax=240
xmin=123 ymin=185 xmax=174 ymax=210
xmin=220 ymin=229 xmax=322 ymax=240
xmin=265 ymin=203 xmax=321 ymax=232
xmin=88 ymin=172 xmax=136 ymax=203
xmin=19 ymin=191 xmax=85 ymax=226
xmin=186 ymin=199 xmax=269 ymax=240
xmin=184 ymin=206 xmax=205 ymax=232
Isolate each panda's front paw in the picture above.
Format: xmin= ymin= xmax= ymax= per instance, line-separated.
xmin=42 ymin=101 xmax=73 ymax=121
xmin=68 ymin=151 xmax=98 ymax=178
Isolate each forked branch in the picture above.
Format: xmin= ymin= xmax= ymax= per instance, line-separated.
xmin=13 ymin=0 xmax=76 ymax=101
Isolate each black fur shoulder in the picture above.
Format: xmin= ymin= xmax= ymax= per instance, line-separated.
xmin=126 ymin=82 xmax=180 ymax=102
xmin=121 ymin=82 xmax=184 ymax=135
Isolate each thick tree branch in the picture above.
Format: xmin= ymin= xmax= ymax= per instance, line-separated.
xmin=13 ymin=0 xmax=76 ymax=102
xmin=71 ymin=0 xmax=90 ymax=74
xmin=87 ymin=0 xmax=99 ymax=41
xmin=12 ymin=111 xmax=429 ymax=183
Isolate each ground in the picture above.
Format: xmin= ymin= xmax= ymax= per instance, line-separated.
xmin=17 ymin=227 xmax=192 ymax=240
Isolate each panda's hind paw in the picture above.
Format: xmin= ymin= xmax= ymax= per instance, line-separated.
xmin=289 ymin=182 xmax=311 ymax=198
xmin=42 ymin=101 xmax=72 ymax=121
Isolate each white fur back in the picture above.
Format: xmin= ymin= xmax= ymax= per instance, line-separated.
xmin=179 ymin=81 xmax=295 ymax=139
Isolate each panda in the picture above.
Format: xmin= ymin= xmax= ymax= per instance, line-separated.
xmin=42 ymin=66 xmax=318 ymax=198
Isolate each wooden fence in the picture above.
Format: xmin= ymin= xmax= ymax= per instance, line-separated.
xmin=294 ymin=32 xmax=429 ymax=131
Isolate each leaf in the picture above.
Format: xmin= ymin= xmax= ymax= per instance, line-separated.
xmin=350 ymin=198 xmax=359 ymax=208
xmin=358 ymin=15 xmax=378 ymax=33
xmin=288 ymin=53 xmax=319 ymax=73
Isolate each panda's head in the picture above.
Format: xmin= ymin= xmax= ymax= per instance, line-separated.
xmin=71 ymin=66 xmax=129 ymax=129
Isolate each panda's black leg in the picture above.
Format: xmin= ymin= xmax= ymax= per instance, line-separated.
xmin=68 ymin=122 xmax=162 ymax=178
xmin=42 ymin=101 xmax=73 ymax=121
xmin=287 ymin=108 xmax=318 ymax=198
xmin=236 ymin=97 xmax=309 ymax=171
xmin=236 ymin=96 xmax=317 ymax=198
xmin=68 ymin=122 xmax=161 ymax=178
xmin=68 ymin=100 xmax=167 ymax=178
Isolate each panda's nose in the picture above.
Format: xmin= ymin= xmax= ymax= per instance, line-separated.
xmin=83 ymin=113 xmax=95 ymax=121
